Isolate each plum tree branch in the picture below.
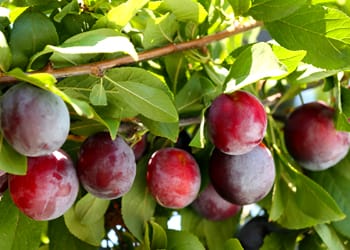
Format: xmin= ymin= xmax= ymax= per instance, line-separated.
xmin=0 ymin=19 xmax=263 ymax=83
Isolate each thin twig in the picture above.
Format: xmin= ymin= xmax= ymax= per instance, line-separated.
xmin=0 ymin=20 xmax=263 ymax=83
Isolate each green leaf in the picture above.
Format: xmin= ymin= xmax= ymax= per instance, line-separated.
xmin=30 ymin=28 xmax=138 ymax=68
xmin=271 ymin=45 xmax=306 ymax=78
xmin=163 ymin=0 xmax=208 ymax=24
xmin=146 ymin=221 xmax=168 ymax=250
xmin=314 ymin=224 xmax=347 ymax=250
xmin=270 ymin=154 xmax=345 ymax=229
xmin=53 ymin=0 xmax=79 ymax=22
xmin=140 ymin=116 xmax=179 ymax=142
xmin=309 ymin=154 xmax=350 ymax=238
xmin=48 ymin=217 xmax=96 ymax=250
xmin=225 ymin=42 xmax=287 ymax=92
xmin=0 ymin=137 xmax=27 ymax=175
xmin=106 ymin=0 xmax=149 ymax=28
xmin=9 ymin=9 xmax=58 ymax=69
xmin=175 ymin=73 xmax=216 ymax=115
xmin=223 ymin=239 xmax=244 ymax=250
xmin=181 ymin=208 xmax=239 ymax=250
xmin=143 ymin=13 xmax=178 ymax=49
xmin=0 ymin=192 xmax=46 ymax=250
xmin=248 ymin=0 xmax=307 ymax=22
xmin=341 ymin=86 xmax=350 ymax=117
xmin=122 ymin=158 xmax=157 ymax=242
xmin=164 ymin=53 xmax=188 ymax=91
xmin=90 ymin=80 xmax=107 ymax=106
xmin=266 ymin=5 xmax=350 ymax=70
xmin=227 ymin=0 xmax=251 ymax=16
xmin=287 ymin=63 xmax=338 ymax=84
xmin=104 ymin=68 xmax=178 ymax=122
xmin=64 ymin=205 xmax=105 ymax=246
xmin=74 ymin=193 xmax=110 ymax=225
xmin=0 ymin=30 xmax=11 ymax=71
xmin=189 ymin=111 xmax=206 ymax=148
xmin=167 ymin=230 xmax=205 ymax=250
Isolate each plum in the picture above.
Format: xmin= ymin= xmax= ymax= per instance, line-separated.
xmin=147 ymin=148 xmax=201 ymax=209
xmin=0 ymin=83 xmax=70 ymax=157
xmin=209 ymin=143 xmax=275 ymax=205
xmin=192 ymin=183 xmax=241 ymax=221
xmin=8 ymin=150 xmax=79 ymax=221
xmin=77 ymin=132 xmax=136 ymax=200
xmin=284 ymin=101 xmax=350 ymax=171
xmin=206 ymin=90 xmax=267 ymax=155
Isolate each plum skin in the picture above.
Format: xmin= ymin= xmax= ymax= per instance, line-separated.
xmin=192 ymin=183 xmax=241 ymax=221
xmin=147 ymin=148 xmax=201 ymax=209
xmin=206 ymin=91 xmax=267 ymax=155
xmin=284 ymin=101 xmax=350 ymax=171
xmin=8 ymin=150 xmax=79 ymax=221
xmin=77 ymin=132 xmax=136 ymax=200
xmin=209 ymin=143 xmax=275 ymax=205
xmin=0 ymin=83 xmax=70 ymax=157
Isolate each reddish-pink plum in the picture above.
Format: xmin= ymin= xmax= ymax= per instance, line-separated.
xmin=0 ymin=83 xmax=70 ymax=157
xmin=77 ymin=132 xmax=136 ymax=200
xmin=8 ymin=150 xmax=79 ymax=221
xmin=209 ymin=143 xmax=275 ymax=205
xmin=192 ymin=183 xmax=241 ymax=221
xmin=147 ymin=148 xmax=201 ymax=209
xmin=284 ymin=102 xmax=350 ymax=171
xmin=206 ymin=91 xmax=267 ymax=155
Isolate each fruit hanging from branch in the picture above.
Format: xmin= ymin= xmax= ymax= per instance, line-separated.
xmin=8 ymin=150 xmax=79 ymax=221
xmin=284 ymin=101 xmax=350 ymax=171
xmin=146 ymin=147 xmax=201 ymax=209
xmin=77 ymin=132 xmax=137 ymax=200
xmin=209 ymin=143 xmax=275 ymax=205
xmin=206 ymin=90 xmax=267 ymax=155
xmin=0 ymin=82 xmax=70 ymax=157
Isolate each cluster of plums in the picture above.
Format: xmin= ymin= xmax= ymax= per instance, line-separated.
xmin=146 ymin=90 xmax=275 ymax=221
xmin=0 ymin=82 xmax=347 ymax=225
xmin=0 ymin=83 xmax=138 ymax=220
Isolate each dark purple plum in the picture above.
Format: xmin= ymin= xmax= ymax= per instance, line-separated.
xmin=284 ymin=101 xmax=350 ymax=171
xmin=192 ymin=183 xmax=241 ymax=221
xmin=147 ymin=148 xmax=201 ymax=209
xmin=0 ymin=83 xmax=70 ymax=156
xmin=77 ymin=132 xmax=136 ymax=200
xmin=209 ymin=143 xmax=275 ymax=205
xmin=206 ymin=90 xmax=267 ymax=155
xmin=8 ymin=150 xmax=79 ymax=221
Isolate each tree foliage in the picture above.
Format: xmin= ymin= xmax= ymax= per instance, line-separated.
xmin=1 ymin=0 xmax=350 ymax=249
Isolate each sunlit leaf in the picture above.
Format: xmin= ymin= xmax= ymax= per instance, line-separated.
xmin=225 ymin=42 xmax=287 ymax=92
xmin=266 ymin=5 xmax=350 ymax=69
xmin=248 ymin=0 xmax=306 ymax=21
